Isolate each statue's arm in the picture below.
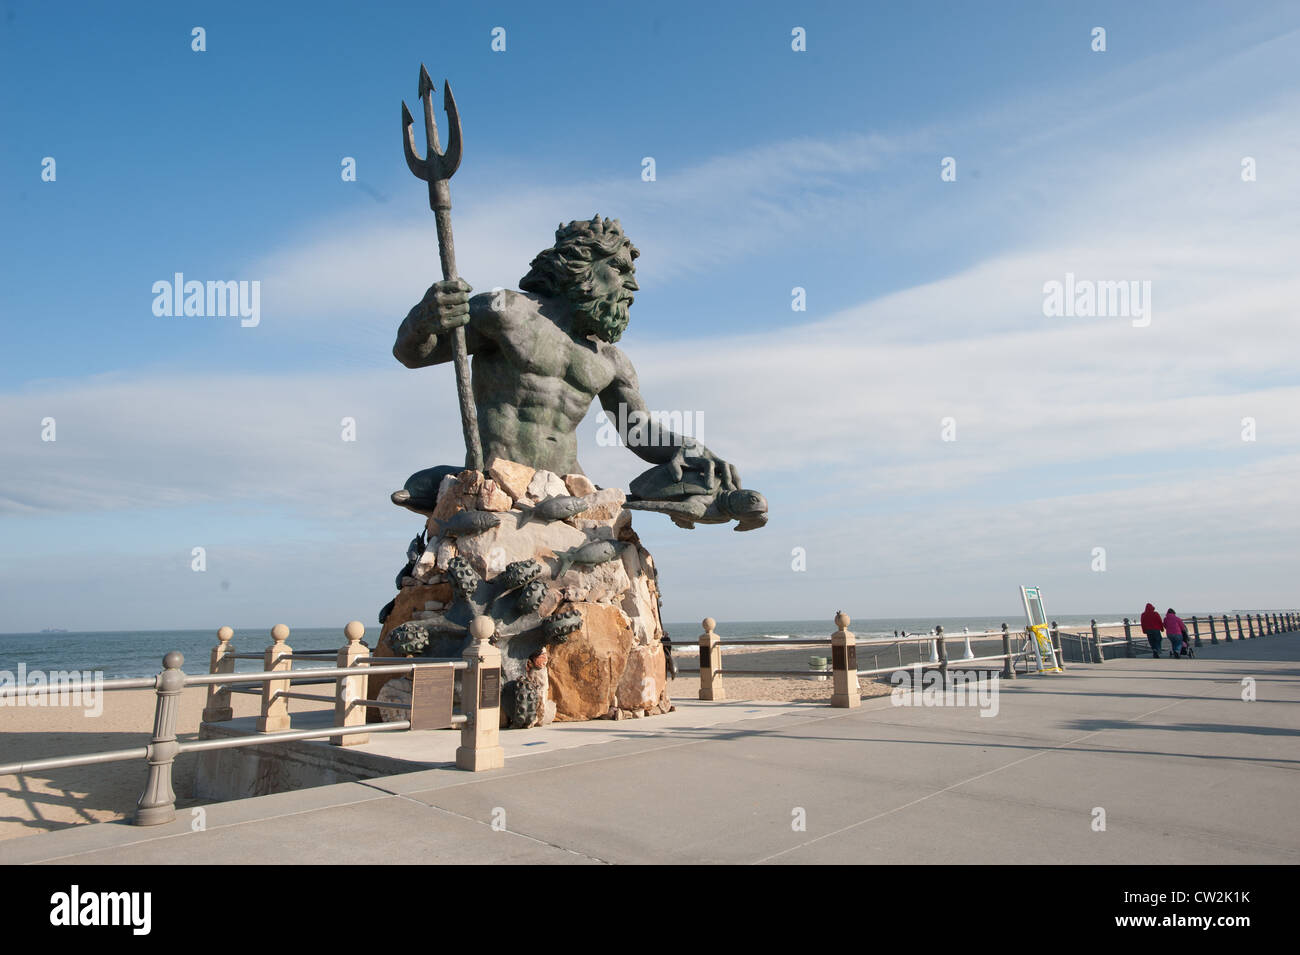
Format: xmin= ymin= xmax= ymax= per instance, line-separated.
xmin=392 ymin=282 xmax=498 ymax=368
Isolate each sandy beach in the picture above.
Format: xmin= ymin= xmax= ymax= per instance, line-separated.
xmin=0 ymin=629 xmax=1129 ymax=841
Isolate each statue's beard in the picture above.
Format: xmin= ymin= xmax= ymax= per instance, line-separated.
xmin=570 ymin=288 xmax=630 ymax=343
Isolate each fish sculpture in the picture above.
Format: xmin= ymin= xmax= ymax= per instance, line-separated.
xmin=516 ymin=494 xmax=592 ymax=527
xmin=390 ymin=464 xmax=461 ymax=516
xmin=553 ymin=539 xmax=623 ymax=578
xmin=436 ymin=509 xmax=501 ymax=537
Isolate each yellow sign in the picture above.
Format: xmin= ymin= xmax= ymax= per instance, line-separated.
xmin=1028 ymin=624 xmax=1062 ymax=673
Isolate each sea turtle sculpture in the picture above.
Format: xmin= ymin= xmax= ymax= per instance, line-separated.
xmin=626 ymin=488 xmax=769 ymax=531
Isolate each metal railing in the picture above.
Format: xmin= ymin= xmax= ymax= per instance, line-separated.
xmin=690 ymin=611 xmax=1300 ymax=702
xmin=0 ymin=616 xmax=509 ymax=827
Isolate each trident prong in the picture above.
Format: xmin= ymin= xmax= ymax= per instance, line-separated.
xmin=402 ymin=63 xmax=461 ymax=204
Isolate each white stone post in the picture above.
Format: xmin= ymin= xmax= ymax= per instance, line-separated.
xmin=961 ymin=626 xmax=974 ymax=660
xmin=258 ymin=624 xmax=292 ymax=733
xmin=698 ymin=617 xmax=724 ymax=700
xmin=830 ymin=611 xmax=860 ymax=708
xmin=136 ymin=652 xmax=185 ymax=826
xmin=333 ymin=620 xmax=369 ymax=746
xmin=456 ymin=615 xmax=505 ymax=772
xmin=202 ymin=626 xmax=235 ymax=723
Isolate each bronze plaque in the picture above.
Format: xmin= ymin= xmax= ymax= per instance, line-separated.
xmin=409 ymin=665 xmax=455 ymax=731
xmin=832 ymin=644 xmax=845 ymax=671
xmin=699 ymin=645 xmax=710 ymax=669
xmin=480 ymin=667 xmax=500 ymax=709
xmin=847 ymin=644 xmax=857 ymax=670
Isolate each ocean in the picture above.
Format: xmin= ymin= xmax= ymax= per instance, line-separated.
xmin=0 ymin=614 xmax=1134 ymax=680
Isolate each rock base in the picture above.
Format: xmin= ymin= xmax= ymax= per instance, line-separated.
xmin=372 ymin=458 xmax=674 ymax=724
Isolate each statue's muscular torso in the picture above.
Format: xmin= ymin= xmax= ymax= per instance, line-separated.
xmin=394 ymin=289 xmax=634 ymax=475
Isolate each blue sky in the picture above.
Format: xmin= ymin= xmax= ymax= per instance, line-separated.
xmin=3 ymin=1 xmax=1299 ymax=631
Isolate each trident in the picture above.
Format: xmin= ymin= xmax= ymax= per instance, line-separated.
xmin=402 ymin=63 xmax=483 ymax=472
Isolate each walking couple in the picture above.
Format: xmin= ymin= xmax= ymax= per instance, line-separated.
xmin=1140 ymin=603 xmax=1194 ymax=659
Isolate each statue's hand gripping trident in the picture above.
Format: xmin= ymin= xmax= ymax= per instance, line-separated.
xmin=402 ymin=64 xmax=483 ymax=472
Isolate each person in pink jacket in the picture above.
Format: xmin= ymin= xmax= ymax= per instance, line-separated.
xmin=1164 ymin=608 xmax=1188 ymax=658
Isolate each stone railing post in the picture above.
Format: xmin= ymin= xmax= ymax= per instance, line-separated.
xmin=934 ymin=625 xmax=948 ymax=679
xmin=1226 ymin=614 xmax=1236 ymax=642
xmin=1050 ymin=621 xmax=1065 ymax=669
xmin=830 ymin=611 xmax=859 ymax=708
xmin=699 ymin=617 xmax=724 ymax=701
xmin=1001 ymin=623 xmax=1015 ymax=679
xmin=1270 ymin=613 xmax=1278 ymax=635
xmin=1123 ymin=617 xmax=1134 ymax=657
xmin=258 ymin=624 xmax=292 ymax=733
xmin=201 ymin=626 xmax=235 ymax=723
xmin=333 ymin=620 xmax=369 ymax=746
xmin=1247 ymin=614 xmax=1256 ymax=639
xmin=1090 ymin=619 xmax=1104 ymax=664
xmin=1191 ymin=617 xmax=1202 ymax=648
xmin=1208 ymin=615 xmax=1218 ymax=644
xmin=136 ymin=652 xmax=185 ymax=826
xmin=456 ymin=615 xmax=505 ymax=772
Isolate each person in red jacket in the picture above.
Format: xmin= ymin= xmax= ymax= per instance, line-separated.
xmin=1140 ymin=603 xmax=1164 ymax=658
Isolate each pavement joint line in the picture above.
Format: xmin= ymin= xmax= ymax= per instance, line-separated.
xmin=751 ymin=697 xmax=1189 ymax=865
xmin=374 ymin=675 xmax=1137 ymax=800
xmin=386 ymin=710 xmax=839 ymax=799
xmin=13 ymin=791 xmax=392 ymax=865
xmin=374 ymin=786 xmax=615 ymax=865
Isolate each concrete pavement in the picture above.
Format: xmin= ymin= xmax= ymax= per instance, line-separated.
xmin=4 ymin=634 xmax=1298 ymax=865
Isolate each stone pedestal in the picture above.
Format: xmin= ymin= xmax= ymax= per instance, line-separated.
xmin=373 ymin=460 xmax=674 ymax=725
xmin=830 ymin=612 xmax=860 ymax=708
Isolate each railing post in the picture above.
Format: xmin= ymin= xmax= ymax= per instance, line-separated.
xmin=830 ymin=611 xmax=860 ymax=708
xmin=456 ymin=615 xmax=505 ymax=771
xmin=258 ymin=624 xmax=292 ymax=733
xmin=698 ymin=617 xmax=724 ymax=701
xmin=1001 ymin=623 xmax=1015 ymax=679
xmin=1191 ymin=617 xmax=1202 ymax=648
xmin=1123 ymin=617 xmax=1134 ymax=657
xmin=201 ymin=626 xmax=235 ymax=723
xmin=960 ymin=627 xmax=974 ymax=661
xmin=1270 ymin=613 xmax=1278 ymax=635
xmin=1208 ymin=615 xmax=1218 ymax=644
xmin=1247 ymin=614 xmax=1256 ymax=639
xmin=1227 ymin=614 xmax=1236 ymax=642
xmin=1050 ymin=621 xmax=1065 ymax=669
xmin=934 ymin=625 xmax=948 ymax=679
xmin=1090 ymin=619 xmax=1104 ymax=664
xmin=135 ymin=652 xmax=185 ymax=826
xmin=333 ymin=620 xmax=369 ymax=746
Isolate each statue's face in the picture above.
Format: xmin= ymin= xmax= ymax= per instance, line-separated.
xmin=572 ymin=241 xmax=638 ymax=343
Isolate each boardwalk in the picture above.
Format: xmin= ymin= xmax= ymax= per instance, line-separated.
xmin=4 ymin=634 xmax=1298 ymax=865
